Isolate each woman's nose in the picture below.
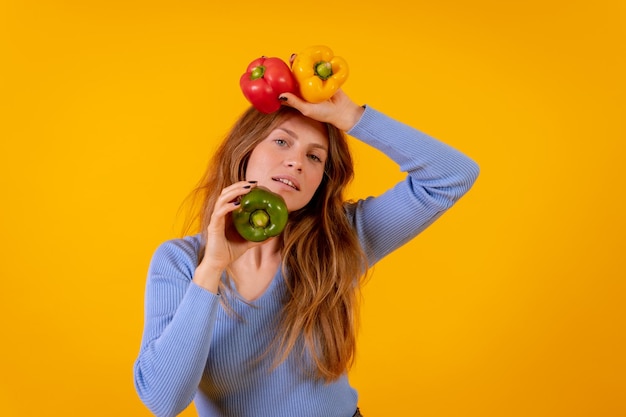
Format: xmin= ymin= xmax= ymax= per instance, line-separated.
xmin=285 ymin=153 xmax=303 ymax=170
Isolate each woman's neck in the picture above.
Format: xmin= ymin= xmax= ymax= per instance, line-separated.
xmin=228 ymin=238 xmax=282 ymax=301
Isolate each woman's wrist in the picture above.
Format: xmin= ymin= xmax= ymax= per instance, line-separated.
xmin=193 ymin=263 xmax=223 ymax=294
xmin=337 ymin=103 xmax=365 ymax=132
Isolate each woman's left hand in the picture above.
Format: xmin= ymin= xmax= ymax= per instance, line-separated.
xmin=278 ymin=89 xmax=364 ymax=132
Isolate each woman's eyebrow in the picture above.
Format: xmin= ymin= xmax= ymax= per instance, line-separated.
xmin=309 ymin=143 xmax=328 ymax=153
xmin=276 ymin=127 xmax=298 ymax=138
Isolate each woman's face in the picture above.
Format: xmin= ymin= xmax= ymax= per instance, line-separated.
xmin=245 ymin=114 xmax=329 ymax=212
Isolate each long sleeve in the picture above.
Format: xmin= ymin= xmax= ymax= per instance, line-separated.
xmin=345 ymin=106 xmax=480 ymax=265
xmin=133 ymin=237 xmax=220 ymax=417
xmin=132 ymin=106 xmax=479 ymax=417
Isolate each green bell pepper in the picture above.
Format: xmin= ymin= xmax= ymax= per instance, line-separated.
xmin=232 ymin=187 xmax=288 ymax=242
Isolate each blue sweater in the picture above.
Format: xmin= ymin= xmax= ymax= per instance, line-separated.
xmin=134 ymin=107 xmax=479 ymax=417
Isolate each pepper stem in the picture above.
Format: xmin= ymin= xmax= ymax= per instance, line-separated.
xmin=314 ymin=61 xmax=333 ymax=80
xmin=250 ymin=66 xmax=266 ymax=80
xmin=250 ymin=210 xmax=270 ymax=228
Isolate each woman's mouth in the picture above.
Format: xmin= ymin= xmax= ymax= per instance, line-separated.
xmin=272 ymin=177 xmax=299 ymax=191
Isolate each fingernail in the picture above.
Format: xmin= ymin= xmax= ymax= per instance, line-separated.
xmin=278 ymin=96 xmax=288 ymax=102
xmin=233 ymin=201 xmax=241 ymax=206
xmin=248 ymin=180 xmax=258 ymax=184
xmin=243 ymin=185 xmax=251 ymax=189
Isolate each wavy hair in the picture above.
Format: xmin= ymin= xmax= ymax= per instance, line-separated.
xmin=184 ymin=106 xmax=367 ymax=381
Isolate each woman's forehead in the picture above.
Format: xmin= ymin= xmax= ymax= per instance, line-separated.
xmin=276 ymin=114 xmax=328 ymax=142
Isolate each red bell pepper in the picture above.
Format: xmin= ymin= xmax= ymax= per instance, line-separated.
xmin=239 ymin=56 xmax=298 ymax=114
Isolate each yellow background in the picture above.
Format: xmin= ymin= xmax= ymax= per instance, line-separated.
xmin=1 ymin=0 xmax=625 ymax=416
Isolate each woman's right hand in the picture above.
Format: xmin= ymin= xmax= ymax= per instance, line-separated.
xmin=192 ymin=181 xmax=262 ymax=292
xmin=278 ymin=89 xmax=364 ymax=132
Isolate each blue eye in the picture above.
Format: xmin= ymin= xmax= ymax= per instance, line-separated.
xmin=274 ymin=139 xmax=288 ymax=146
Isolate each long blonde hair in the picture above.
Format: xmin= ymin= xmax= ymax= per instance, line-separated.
xmin=185 ymin=106 xmax=367 ymax=381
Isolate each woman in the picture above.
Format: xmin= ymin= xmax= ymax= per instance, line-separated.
xmin=133 ymin=89 xmax=479 ymax=417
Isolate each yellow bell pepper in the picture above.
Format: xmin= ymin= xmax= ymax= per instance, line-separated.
xmin=290 ymin=45 xmax=349 ymax=103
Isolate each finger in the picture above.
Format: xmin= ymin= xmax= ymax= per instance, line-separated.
xmin=210 ymin=182 xmax=258 ymax=224
xmin=221 ymin=180 xmax=258 ymax=195
xmin=278 ymin=92 xmax=317 ymax=116
xmin=218 ymin=181 xmax=258 ymax=204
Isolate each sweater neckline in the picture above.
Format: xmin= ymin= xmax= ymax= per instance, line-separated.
xmin=223 ymin=266 xmax=284 ymax=307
